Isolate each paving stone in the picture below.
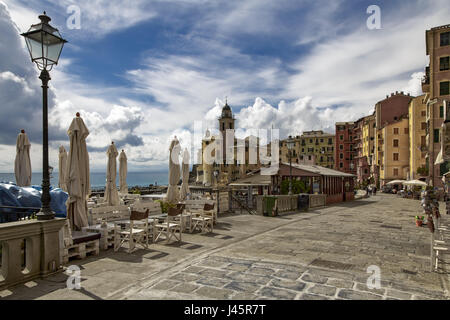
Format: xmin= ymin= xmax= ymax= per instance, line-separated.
xmin=298 ymin=293 xmax=331 ymax=300
xmin=259 ymin=287 xmax=297 ymax=299
xmin=151 ymin=280 xmax=180 ymax=291
xmin=227 ymin=263 xmax=251 ymax=272
xmin=354 ymin=282 xmax=386 ymax=296
xmin=195 ymin=286 xmax=233 ymax=299
xmin=199 ymin=268 xmax=230 ymax=278
xmin=337 ymin=289 xmax=383 ymax=300
xmin=274 ymin=270 xmax=303 ymax=280
xmin=308 ymin=284 xmax=337 ymax=296
xmin=170 ymin=273 xmax=200 ymax=282
xmin=300 ymin=273 xmax=328 ymax=284
xmin=183 ymin=266 xmax=205 ymax=274
xmin=271 ymin=279 xmax=306 ymax=292
xmin=196 ymin=276 xmax=230 ymax=288
xmin=225 ymin=281 xmax=262 ymax=293
xmin=226 ymin=272 xmax=271 ymax=285
xmin=247 ymin=267 xmax=275 ymax=276
xmin=231 ymin=292 xmax=260 ymax=300
xmin=326 ymin=278 xmax=354 ymax=289
xmin=170 ymin=283 xmax=199 ymax=293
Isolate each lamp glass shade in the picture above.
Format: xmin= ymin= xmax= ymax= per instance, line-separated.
xmin=21 ymin=17 xmax=67 ymax=69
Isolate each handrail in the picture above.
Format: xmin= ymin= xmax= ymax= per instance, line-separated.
xmin=231 ymin=193 xmax=256 ymax=215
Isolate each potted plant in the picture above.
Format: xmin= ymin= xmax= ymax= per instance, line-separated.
xmin=415 ymin=215 xmax=424 ymax=226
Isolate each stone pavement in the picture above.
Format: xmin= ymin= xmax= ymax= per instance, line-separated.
xmin=1 ymin=194 xmax=449 ymax=300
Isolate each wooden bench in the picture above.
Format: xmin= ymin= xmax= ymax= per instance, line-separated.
xmin=60 ymin=220 xmax=100 ymax=264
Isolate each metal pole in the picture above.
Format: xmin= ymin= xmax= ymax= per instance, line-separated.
xmin=37 ymin=69 xmax=54 ymax=220
xmin=289 ymin=150 xmax=293 ymax=195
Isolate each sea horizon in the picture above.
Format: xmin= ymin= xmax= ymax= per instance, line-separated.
xmin=0 ymin=171 xmax=169 ymax=189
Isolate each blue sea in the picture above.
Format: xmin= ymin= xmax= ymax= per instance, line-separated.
xmin=0 ymin=171 xmax=169 ymax=190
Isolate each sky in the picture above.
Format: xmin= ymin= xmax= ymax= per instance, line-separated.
xmin=0 ymin=0 xmax=449 ymax=173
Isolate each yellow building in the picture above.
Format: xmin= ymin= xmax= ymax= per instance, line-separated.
xmin=408 ymin=94 xmax=427 ymax=179
xmin=280 ymin=131 xmax=335 ymax=168
xmin=378 ymin=117 xmax=410 ymax=184
xmin=362 ymin=114 xmax=375 ymax=160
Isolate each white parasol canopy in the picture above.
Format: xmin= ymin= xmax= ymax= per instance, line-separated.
xmin=119 ymin=149 xmax=128 ymax=194
xmin=65 ymin=113 xmax=90 ymax=231
xmin=179 ymin=148 xmax=190 ymax=201
xmin=386 ymin=180 xmax=406 ymax=185
xmin=166 ymin=136 xmax=181 ymax=203
xmin=404 ymin=179 xmax=428 ymax=187
xmin=105 ymin=142 xmax=120 ymax=206
xmin=58 ymin=145 xmax=68 ymax=191
xmin=14 ymin=130 xmax=32 ymax=187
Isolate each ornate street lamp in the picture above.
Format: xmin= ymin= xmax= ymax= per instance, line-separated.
xmin=286 ymin=136 xmax=295 ymax=195
xmin=21 ymin=12 xmax=67 ymax=220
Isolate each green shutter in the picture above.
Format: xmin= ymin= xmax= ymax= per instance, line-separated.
xmin=440 ymin=105 xmax=444 ymax=118
xmin=434 ymin=129 xmax=440 ymax=143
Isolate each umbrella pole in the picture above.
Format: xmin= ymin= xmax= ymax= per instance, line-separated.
xmin=37 ymin=69 xmax=54 ymax=220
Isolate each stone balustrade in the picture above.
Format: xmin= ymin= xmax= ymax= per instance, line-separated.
xmin=0 ymin=218 xmax=66 ymax=290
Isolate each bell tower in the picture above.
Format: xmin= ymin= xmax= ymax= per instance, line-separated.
xmin=219 ymin=100 xmax=235 ymax=167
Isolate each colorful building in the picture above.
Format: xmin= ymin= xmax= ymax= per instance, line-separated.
xmin=280 ymin=131 xmax=335 ymax=168
xmin=378 ymin=117 xmax=410 ymax=185
xmin=354 ymin=114 xmax=376 ymax=184
xmin=335 ymin=122 xmax=357 ymax=175
xmin=408 ymin=94 xmax=428 ymax=180
xmin=373 ymin=92 xmax=412 ymax=184
xmin=422 ymin=24 xmax=450 ymax=188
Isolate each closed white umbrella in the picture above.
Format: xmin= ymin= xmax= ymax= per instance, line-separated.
xmin=58 ymin=145 xmax=68 ymax=191
xmin=105 ymin=142 xmax=120 ymax=206
xmin=166 ymin=136 xmax=181 ymax=203
xmin=180 ymin=148 xmax=190 ymax=201
xmin=65 ymin=113 xmax=90 ymax=231
xmin=119 ymin=149 xmax=128 ymax=194
xmin=14 ymin=129 xmax=32 ymax=187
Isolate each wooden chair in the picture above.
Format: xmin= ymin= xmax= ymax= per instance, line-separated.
xmin=191 ymin=203 xmax=214 ymax=234
xmin=114 ymin=209 xmax=150 ymax=253
xmin=153 ymin=206 xmax=183 ymax=243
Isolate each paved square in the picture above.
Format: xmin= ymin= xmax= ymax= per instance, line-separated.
xmin=1 ymin=194 xmax=449 ymax=300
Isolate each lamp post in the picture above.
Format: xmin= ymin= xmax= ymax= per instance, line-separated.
xmin=286 ymin=136 xmax=295 ymax=195
xmin=21 ymin=12 xmax=67 ymax=220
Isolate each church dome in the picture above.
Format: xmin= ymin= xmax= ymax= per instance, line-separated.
xmin=221 ymin=102 xmax=232 ymax=118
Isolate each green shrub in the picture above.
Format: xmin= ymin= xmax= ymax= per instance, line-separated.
xmin=280 ymin=179 xmax=310 ymax=195
xmin=155 ymin=200 xmax=176 ymax=213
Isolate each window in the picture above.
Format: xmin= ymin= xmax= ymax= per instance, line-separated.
xmin=310 ymin=139 xmax=313 ymax=143
xmin=421 ymin=111 xmax=426 ymax=117
xmin=302 ymin=148 xmax=304 ymax=153
xmin=440 ymin=105 xmax=445 ymax=118
xmin=393 ymin=139 xmax=399 ymax=147
xmin=393 ymin=168 xmax=399 ymax=176
xmin=328 ymin=138 xmax=332 ymax=144
xmin=340 ymin=153 xmax=343 ymax=159
xmin=320 ymin=139 xmax=323 ymax=143
xmin=308 ymin=155 xmax=312 ymax=160
xmin=421 ymin=122 xmax=427 ymax=130
xmin=404 ymin=128 xmax=409 ymax=134
xmin=421 ymin=136 xmax=426 ymax=146
xmin=350 ymin=145 xmax=353 ymax=151
xmin=340 ymin=144 xmax=343 ymax=150
xmin=339 ymin=135 xmax=343 ymax=141
xmin=393 ymin=153 xmax=399 ymax=161
xmin=393 ymin=128 xmax=399 ymax=134
xmin=434 ymin=129 xmax=440 ymax=143
xmin=441 ymin=56 xmax=450 ymax=71
xmin=440 ymin=81 xmax=450 ymax=96
xmin=441 ymin=31 xmax=450 ymax=46
xmin=340 ymin=162 xmax=343 ymax=168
